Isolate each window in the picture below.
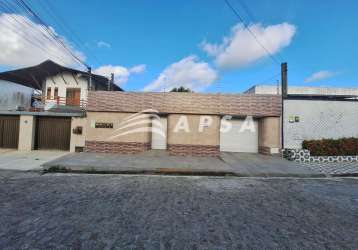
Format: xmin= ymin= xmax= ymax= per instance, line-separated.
xmin=54 ymin=87 xmax=59 ymax=99
xmin=46 ymin=87 xmax=51 ymax=99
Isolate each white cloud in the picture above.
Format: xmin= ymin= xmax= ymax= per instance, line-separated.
xmin=97 ymin=41 xmax=111 ymax=49
xmin=94 ymin=64 xmax=146 ymax=86
xmin=201 ymin=23 xmax=296 ymax=69
xmin=304 ymin=70 xmax=337 ymax=83
xmin=143 ymin=55 xmax=218 ymax=92
xmin=0 ymin=13 xmax=85 ymax=68
xmin=129 ymin=64 xmax=146 ymax=74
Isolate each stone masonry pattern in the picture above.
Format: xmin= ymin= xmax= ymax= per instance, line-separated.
xmin=168 ymin=144 xmax=220 ymax=157
xmin=87 ymin=91 xmax=282 ymax=117
xmin=283 ymin=149 xmax=358 ymax=163
xmin=283 ymin=149 xmax=358 ymax=176
xmin=85 ymin=141 xmax=150 ymax=154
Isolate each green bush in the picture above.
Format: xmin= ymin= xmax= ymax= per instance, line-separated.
xmin=302 ymin=138 xmax=358 ymax=156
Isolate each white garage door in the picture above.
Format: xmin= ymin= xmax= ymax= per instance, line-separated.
xmin=220 ymin=119 xmax=258 ymax=153
xmin=151 ymin=117 xmax=167 ymax=150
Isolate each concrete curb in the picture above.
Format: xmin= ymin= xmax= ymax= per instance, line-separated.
xmin=42 ymin=165 xmax=327 ymax=178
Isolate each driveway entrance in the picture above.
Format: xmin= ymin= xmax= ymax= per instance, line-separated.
xmin=0 ymin=115 xmax=19 ymax=149
xmin=35 ymin=117 xmax=71 ymax=150
xmin=0 ymin=150 xmax=68 ymax=171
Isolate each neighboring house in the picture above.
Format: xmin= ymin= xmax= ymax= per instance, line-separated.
xmin=246 ymin=85 xmax=358 ymax=149
xmin=0 ymin=60 xmax=122 ymax=152
xmin=0 ymin=60 xmax=123 ymax=111
xmin=0 ymin=80 xmax=33 ymax=111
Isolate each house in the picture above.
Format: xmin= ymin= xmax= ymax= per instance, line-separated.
xmin=0 ymin=60 xmax=123 ymax=111
xmin=245 ymin=85 xmax=358 ymax=149
xmin=84 ymin=91 xmax=282 ymax=156
xmin=0 ymin=60 xmax=122 ymax=152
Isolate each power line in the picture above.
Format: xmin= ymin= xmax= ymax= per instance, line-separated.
xmin=235 ymin=0 xmax=257 ymax=23
xmin=1 ymin=0 xmax=61 ymax=46
xmin=257 ymin=73 xmax=281 ymax=84
xmin=235 ymin=0 xmax=285 ymax=62
xmin=14 ymin=0 xmax=89 ymax=69
xmin=224 ymin=0 xmax=281 ymax=65
xmin=36 ymin=0 xmax=103 ymax=66
xmin=0 ymin=2 xmax=71 ymax=66
xmin=1 ymin=0 xmax=81 ymax=67
xmin=15 ymin=0 xmax=87 ymax=67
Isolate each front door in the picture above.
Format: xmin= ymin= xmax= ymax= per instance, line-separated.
xmin=66 ymin=88 xmax=81 ymax=106
xmin=151 ymin=117 xmax=167 ymax=150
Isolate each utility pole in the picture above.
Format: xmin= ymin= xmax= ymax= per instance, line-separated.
xmin=281 ymin=62 xmax=288 ymax=152
xmin=281 ymin=62 xmax=288 ymax=98
xmin=111 ymin=73 xmax=114 ymax=91
xmin=88 ymin=67 xmax=93 ymax=91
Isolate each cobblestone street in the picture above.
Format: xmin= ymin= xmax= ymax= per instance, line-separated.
xmin=0 ymin=171 xmax=357 ymax=249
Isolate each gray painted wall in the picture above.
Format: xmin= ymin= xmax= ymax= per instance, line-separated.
xmin=284 ymin=99 xmax=358 ymax=148
xmin=0 ymin=80 xmax=33 ymax=111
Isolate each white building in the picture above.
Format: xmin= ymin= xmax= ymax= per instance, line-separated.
xmin=0 ymin=80 xmax=33 ymax=111
xmin=0 ymin=60 xmax=123 ymax=151
xmin=245 ymin=84 xmax=358 ymax=97
xmin=245 ymin=85 xmax=358 ymax=149
xmin=0 ymin=60 xmax=122 ymax=111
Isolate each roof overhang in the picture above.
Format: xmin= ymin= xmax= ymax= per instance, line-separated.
xmin=0 ymin=60 xmax=123 ymax=91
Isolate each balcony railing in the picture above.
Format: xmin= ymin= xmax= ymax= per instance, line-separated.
xmin=45 ymin=96 xmax=87 ymax=107
xmin=29 ymin=96 xmax=88 ymax=112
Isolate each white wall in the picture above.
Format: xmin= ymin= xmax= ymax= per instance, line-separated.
xmin=284 ymin=99 xmax=358 ymax=148
xmin=18 ymin=115 xmax=36 ymax=151
xmin=245 ymin=85 xmax=358 ymax=96
xmin=44 ymin=72 xmax=88 ymax=104
xmin=70 ymin=117 xmax=86 ymax=152
xmin=0 ymin=80 xmax=33 ymax=111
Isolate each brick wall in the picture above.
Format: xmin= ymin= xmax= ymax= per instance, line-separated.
xmin=87 ymin=91 xmax=281 ymax=117
xmin=168 ymin=144 xmax=220 ymax=157
xmin=259 ymin=146 xmax=281 ymax=156
xmin=85 ymin=141 xmax=150 ymax=154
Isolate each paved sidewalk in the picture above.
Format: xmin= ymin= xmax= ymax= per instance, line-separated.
xmin=43 ymin=150 xmax=323 ymax=177
xmin=0 ymin=150 xmax=68 ymax=171
xmin=43 ymin=150 xmax=234 ymax=175
xmin=300 ymin=161 xmax=358 ymax=176
xmin=220 ymin=152 xmax=324 ymax=177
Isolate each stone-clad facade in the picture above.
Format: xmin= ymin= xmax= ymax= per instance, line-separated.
xmin=87 ymin=91 xmax=282 ymax=117
xmin=85 ymin=141 xmax=150 ymax=154
xmin=85 ymin=91 xmax=282 ymax=156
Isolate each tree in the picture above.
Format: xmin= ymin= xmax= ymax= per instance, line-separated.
xmin=170 ymin=86 xmax=192 ymax=92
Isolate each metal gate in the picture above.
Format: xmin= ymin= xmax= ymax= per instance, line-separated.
xmin=35 ymin=117 xmax=71 ymax=150
xmin=0 ymin=115 xmax=19 ymax=148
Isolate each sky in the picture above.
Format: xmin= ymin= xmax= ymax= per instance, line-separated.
xmin=0 ymin=0 xmax=357 ymax=93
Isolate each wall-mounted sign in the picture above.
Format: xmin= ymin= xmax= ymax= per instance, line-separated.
xmin=95 ymin=122 xmax=113 ymax=129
